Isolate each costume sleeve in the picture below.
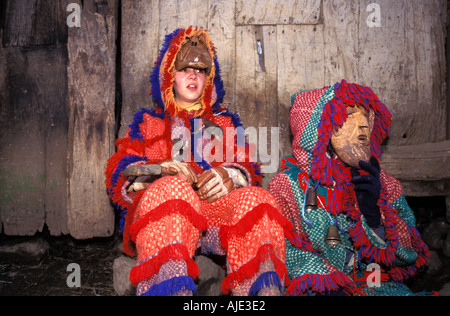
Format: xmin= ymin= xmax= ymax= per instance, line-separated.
xmin=388 ymin=194 xmax=430 ymax=282
xmin=347 ymin=170 xmax=430 ymax=282
xmin=105 ymin=110 xmax=171 ymax=228
xmin=211 ymin=114 xmax=263 ymax=186
xmin=268 ymin=170 xmax=355 ymax=296
xmin=268 ymin=172 xmax=303 ymax=233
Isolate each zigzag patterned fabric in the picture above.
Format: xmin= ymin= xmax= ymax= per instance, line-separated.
xmin=268 ymin=80 xmax=432 ymax=296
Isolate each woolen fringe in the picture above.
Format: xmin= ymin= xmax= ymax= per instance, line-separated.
xmin=219 ymin=203 xmax=294 ymax=251
xmin=248 ymin=271 xmax=283 ymax=296
xmin=129 ymin=243 xmax=199 ymax=287
xmin=129 ymin=199 xmax=208 ymax=243
xmin=221 ymin=244 xmax=288 ymax=295
xmin=140 ymin=276 xmax=196 ymax=296
xmin=285 ymin=270 xmax=355 ymax=296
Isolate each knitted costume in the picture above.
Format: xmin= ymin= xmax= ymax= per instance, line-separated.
xmin=268 ymin=80 xmax=430 ymax=296
xmin=105 ymin=27 xmax=292 ymax=296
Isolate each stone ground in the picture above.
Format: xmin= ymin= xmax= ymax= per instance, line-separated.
xmin=0 ymin=196 xmax=449 ymax=296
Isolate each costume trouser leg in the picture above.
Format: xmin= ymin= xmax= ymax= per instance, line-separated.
xmin=215 ymin=187 xmax=290 ymax=296
xmin=129 ymin=177 xmax=206 ymax=296
xmin=129 ymin=177 xmax=291 ymax=296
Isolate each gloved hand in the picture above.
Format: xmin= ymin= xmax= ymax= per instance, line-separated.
xmin=196 ymin=167 xmax=235 ymax=203
xmin=160 ymin=160 xmax=198 ymax=186
xmin=127 ymin=176 xmax=153 ymax=192
xmin=350 ymin=156 xmax=382 ymax=228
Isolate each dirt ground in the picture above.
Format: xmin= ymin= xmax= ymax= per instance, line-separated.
xmin=0 ymin=229 xmax=121 ymax=296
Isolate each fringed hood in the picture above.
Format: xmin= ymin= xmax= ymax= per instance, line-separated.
xmin=290 ymin=80 xmax=392 ymax=215
xmin=150 ymin=26 xmax=225 ymax=118
xmin=283 ymin=80 xmax=430 ymax=286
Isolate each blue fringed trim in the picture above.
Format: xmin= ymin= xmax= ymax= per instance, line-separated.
xmin=211 ymin=103 xmax=243 ymax=129
xmin=110 ymin=155 xmax=148 ymax=187
xmin=250 ymin=162 xmax=262 ymax=175
xmin=109 ymin=154 xmax=147 ymax=232
xmin=118 ymin=208 xmax=127 ymax=232
xmin=212 ymin=56 xmax=226 ymax=104
xmin=216 ymin=108 xmax=243 ymax=128
xmin=248 ymin=272 xmax=282 ymax=296
xmin=140 ymin=276 xmax=196 ymax=296
xmin=128 ymin=108 xmax=165 ymax=141
xmin=149 ymin=28 xmax=183 ymax=113
xmin=189 ymin=116 xmax=212 ymax=170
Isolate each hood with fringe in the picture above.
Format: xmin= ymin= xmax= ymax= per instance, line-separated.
xmin=269 ymin=80 xmax=430 ymax=294
xmin=150 ymin=26 xmax=225 ymax=119
xmin=289 ymin=80 xmax=392 ymax=216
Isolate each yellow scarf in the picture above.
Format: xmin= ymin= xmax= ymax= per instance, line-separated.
xmin=175 ymin=101 xmax=203 ymax=113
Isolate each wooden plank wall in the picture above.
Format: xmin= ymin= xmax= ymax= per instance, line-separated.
xmin=0 ymin=0 xmax=117 ymax=238
xmin=66 ymin=0 xmax=117 ymax=239
xmin=0 ymin=0 xmax=69 ymax=236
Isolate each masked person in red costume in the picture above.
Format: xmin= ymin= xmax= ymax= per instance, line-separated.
xmin=106 ymin=27 xmax=293 ymax=296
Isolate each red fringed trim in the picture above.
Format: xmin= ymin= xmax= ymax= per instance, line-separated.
xmin=285 ymin=230 xmax=317 ymax=254
xmin=221 ymin=244 xmax=289 ymax=295
xmin=129 ymin=243 xmax=199 ymax=287
xmin=107 ymin=177 xmax=130 ymax=211
xmin=346 ymin=186 xmax=400 ymax=267
xmin=122 ymin=190 xmax=145 ymax=257
xmin=348 ymin=218 xmax=398 ymax=266
xmin=350 ymin=269 xmax=390 ymax=296
xmin=129 ymin=199 xmax=208 ymax=243
xmin=388 ymin=226 xmax=430 ymax=283
xmin=285 ymin=271 xmax=356 ymax=296
xmin=409 ymin=226 xmax=430 ymax=269
xmin=219 ymin=203 xmax=294 ymax=251
xmin=105 ymin=151 xmax=135 ymax=209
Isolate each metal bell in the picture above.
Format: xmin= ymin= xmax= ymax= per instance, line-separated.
xmin=305 ymin=187 xmax=318 ymax=210
xmin=325 ymin=225 xmax=341 ymax=249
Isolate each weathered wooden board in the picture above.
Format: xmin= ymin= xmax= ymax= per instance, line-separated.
xmin=120 ymin=0 xmax=161 ymax=138
xmin=358 ymin=0 xmax=447 ymax=146
xmin=0 ymin=31 xmax=7 ymax=234
xmin=235 ymin=26 xmax=278 ymax=131
xmin=3 ymin=0 xmax=67 ymax=47
xmin=0 ymin=0 xmax=70 ymax=236
xmin=401 ymin=180 xmax=450 ymax=198
xmin=322 ymin=0 xmax=359 ymax=83
xmin=235 ymin=25 xmax=278 ymax=184
xmin=207 ymin=0 xmax=237 ymax=109
xmin=67 ymin=0 xmax=117 ymax=239
xmin=38 ymin=47 xmax=70 ymax=237
xmin=276 ymin=24 xmax=325 ymax=169
xmin=0 ymin=47 xmax=46 ymax=236
xmin=236 ymin=0 xmax=321 ymax=25
xmin=0 ymin=46 xmax=69 ymax=236
xmin=381 ymin=141 xmax=450 ymax=181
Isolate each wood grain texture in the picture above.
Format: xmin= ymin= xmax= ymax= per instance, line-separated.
xmin=67 ymin=0 xmax=117 ymax=239
xmin=381 ymin=141 xmax=450 ymax=181
xmin=236 ymin=0 xmax=321 ymax=25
